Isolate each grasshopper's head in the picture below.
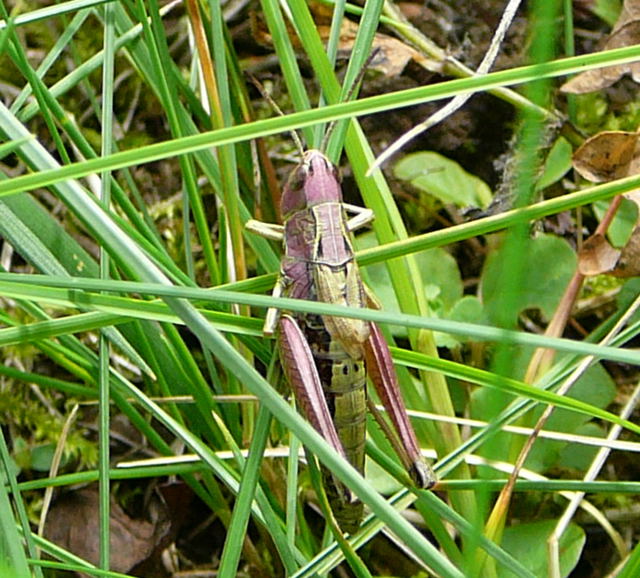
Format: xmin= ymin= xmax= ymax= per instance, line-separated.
xmin=281 ymin=149 xmax=342 ymax=217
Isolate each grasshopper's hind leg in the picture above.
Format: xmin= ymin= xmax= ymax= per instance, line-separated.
xmin=364 ymin=323 xmax=437 ymax=489
xmin=278 ymin=315 xmax=363 ymax=528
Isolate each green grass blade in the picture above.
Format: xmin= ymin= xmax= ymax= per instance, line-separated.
xmin=2 ymin=44 xmax=640 ymax=198
xmin=0 ymin=433 xmax=36 ymax=578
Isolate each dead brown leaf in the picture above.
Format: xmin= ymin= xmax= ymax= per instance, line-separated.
xmin=578 ymin=233 xmax=621 ymax=275
xmin=577 ymin=226 xmax=640 ymax=278
xmin=44 ymin=486 xmax=171 ymax=577
xmin=340 ymin=19 xmax=438 ymax=76
xmin=572 ymin=130 xmax=640 ymax=182
xmin=572 ymin=124 xmax=640 ymax=278
xmin=561 ymin=0 xmax=640 ymax=94
xmin=614 ymin=0 xmax=640 ymax=32
xmin=251 ymin=7 xmax=440 ymax=77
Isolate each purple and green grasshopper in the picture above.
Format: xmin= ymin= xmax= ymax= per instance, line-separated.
xmin=246 ymin=148 xmax=436 ymax=532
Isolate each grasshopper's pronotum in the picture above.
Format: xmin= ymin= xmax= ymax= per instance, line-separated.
xmin=247 ymin=148 xmax=436 ymax=532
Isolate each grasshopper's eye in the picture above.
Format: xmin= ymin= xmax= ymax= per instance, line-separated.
xmin=286 ymin=164 xmax=307 ymax=192
xmin=281 ymin=163 xmax=311 ymax=215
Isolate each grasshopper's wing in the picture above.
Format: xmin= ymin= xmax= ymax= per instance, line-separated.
xmin=314 ymin=262 xmax=369 ymax=360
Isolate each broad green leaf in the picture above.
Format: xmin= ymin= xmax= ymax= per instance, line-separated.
xmin=365 ymin=453 xmax=402 ymax=495
xmin=472 ymin=359 xmax=616 ymax=474
xmin=592 ymin=0 xmax=622 ymax=27
xmin=524 ymin=362 xmax=616 ymax=472
xmin=361 ymin=234 xmax=462 ymax=311
xmin=500 ymin=520 xmax=585 ymax=578
xmin=360 ymin=232 xmax=465 ymax=345
xmin=594 ymin=196 xmax=638 ymax=247
xmin=557 ymin=422 xmax=607 ymax=470
xmin=617 ymin=539 xmax=640 ymax=578
xmin=618 ymin=278 xmax=640 ymax=324
xmin=446 ymin=296 xmax=485 ymax=339
xmin=30 ymin=443 xmax=63 ymax=472
xmin=394 ymin=151 xmax=493 ymax=209
xmin=536 ymin=136 xmax=573 ymax=191
xmin=481 ymin=234 xmax=576 ymax=322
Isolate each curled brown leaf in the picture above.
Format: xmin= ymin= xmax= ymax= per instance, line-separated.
xmin=561 ymin=0 xmax=640 ymax=95
xmin=572 ymin=130 xmax=640 ymax=182
xmin=578 ymin=233 xmax=621 ymax=275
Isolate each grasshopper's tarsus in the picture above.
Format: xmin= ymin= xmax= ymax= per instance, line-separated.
xmin=248 ymin=149 xmax=436 ymax=532
xmin=411 ymin=460 xmax=438 ymax=490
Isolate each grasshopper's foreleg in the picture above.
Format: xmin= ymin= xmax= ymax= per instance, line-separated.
xmin=278 ymin=315 xmax=356 ymax=505
xmin=364 ymin=322 xmax=437 ymax=489
xmin=245 ymin=218 xmax=286 ymax=335
xmin=245 ymin=219 xmax=284 ymax=241
xmin=343 ymin=204 xmax=374 ymax=233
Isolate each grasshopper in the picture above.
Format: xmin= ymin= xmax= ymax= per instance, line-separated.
xmin=247 ymin=148 xmax=436 ymax=532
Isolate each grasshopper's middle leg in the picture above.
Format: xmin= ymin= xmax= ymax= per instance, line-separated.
xmin=343 ymin=203 xmax=374 ymax=233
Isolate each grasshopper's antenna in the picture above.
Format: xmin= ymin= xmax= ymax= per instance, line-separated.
xmin=319 ymin=48 xmax=381 ymax=153
xmin=247 ymin=73 xmax=306 ymax=157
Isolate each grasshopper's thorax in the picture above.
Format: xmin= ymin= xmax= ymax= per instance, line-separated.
xmin=281 ymin=149 xmax=353 ymax=267
xmin=281 ymin=149 xmax=342 ymax=217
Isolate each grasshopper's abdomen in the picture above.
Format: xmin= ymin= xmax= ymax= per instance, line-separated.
xmin=303 ymin=316 xmax=367 ymax=531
